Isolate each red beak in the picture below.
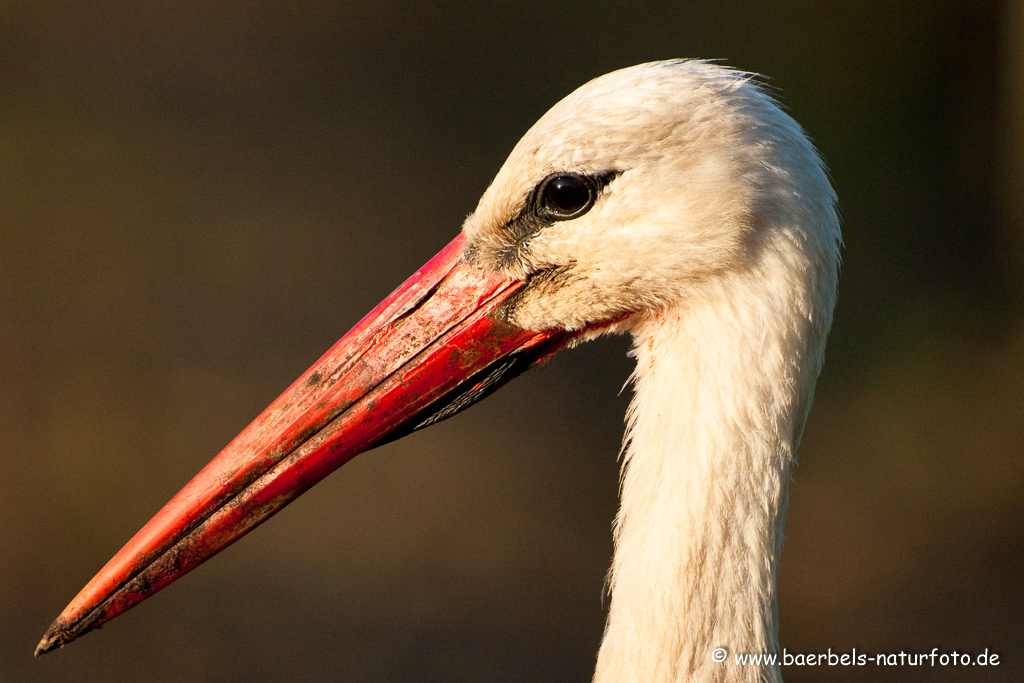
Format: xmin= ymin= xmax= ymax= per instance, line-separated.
xmin=36 ymin=234 xmax=568 ymax=656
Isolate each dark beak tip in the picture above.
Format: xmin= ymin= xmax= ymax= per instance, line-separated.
xmin=34 ymin=622 xmax=66 ymax=658
xmin=36 ymin=601 xmax=106 ymax=657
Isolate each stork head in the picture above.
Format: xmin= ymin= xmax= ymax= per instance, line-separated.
xmin=36 ymin=60 xmax=838 ymax=656
xmin=465 ymin=60 xmax=838 ymax=334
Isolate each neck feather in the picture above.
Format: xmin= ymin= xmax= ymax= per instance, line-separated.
xmin=594 ymin=241 xmax=831 ymax=683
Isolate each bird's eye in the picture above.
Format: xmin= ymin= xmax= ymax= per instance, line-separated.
xmin=539 ymin=174 xmax=596 ymax=219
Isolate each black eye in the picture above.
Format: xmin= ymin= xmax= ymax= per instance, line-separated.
xmin=539 ymin=174 xmax=596 ymax=219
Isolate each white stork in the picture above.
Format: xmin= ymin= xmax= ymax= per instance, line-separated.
xmin=37 ymin=60 xmax=840 ymax=683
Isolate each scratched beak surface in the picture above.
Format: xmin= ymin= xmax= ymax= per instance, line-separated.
xmin=37 ymin=233 xmax=567 ymax=655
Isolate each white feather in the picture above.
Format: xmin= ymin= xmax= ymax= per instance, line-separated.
xmin=464 ymin=60 xmax=840 ymax=682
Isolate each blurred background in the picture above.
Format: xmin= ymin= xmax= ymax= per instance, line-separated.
xmin=2 ymin=1 xmax=1022 ymax=681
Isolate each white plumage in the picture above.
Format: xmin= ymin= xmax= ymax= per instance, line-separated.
xmin=465 ymin=61 xmax=839 ymax=682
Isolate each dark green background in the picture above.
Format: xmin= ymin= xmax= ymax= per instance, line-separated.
xmin=3 ymin=2 xmax=1021 ymax=681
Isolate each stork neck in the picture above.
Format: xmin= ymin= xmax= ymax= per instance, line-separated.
xmin=595 ymin=269 xmax=819 ymax=683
